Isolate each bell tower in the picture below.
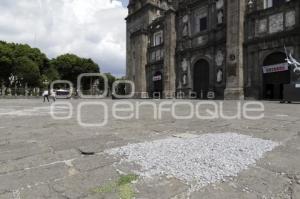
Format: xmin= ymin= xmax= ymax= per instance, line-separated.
xmin=126 ymin=0 xmax=162 ymax=97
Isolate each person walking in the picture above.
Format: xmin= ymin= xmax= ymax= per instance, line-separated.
xmin=42 ymin=90 xmax=49 ymax=102
xmin=50 ymin=89 xmax=56 ymax=102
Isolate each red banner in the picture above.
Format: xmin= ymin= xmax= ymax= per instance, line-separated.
xmin=263 ymin=63 xmax=289 ymax=74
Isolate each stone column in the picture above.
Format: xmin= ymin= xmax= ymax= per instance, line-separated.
xmin=126 ymin=30 xmax=148 ymax=98
xmin=224 ymin=0 xmax=245 ymax=100
xmin=126 ymin=22 xmax=133 ymax=95
xmin=163 ymin=9 xmax=176 ymax=98
xmin=134 ymin=32 xmax=148 ymax=97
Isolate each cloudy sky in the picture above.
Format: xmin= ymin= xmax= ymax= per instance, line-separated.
xmin=0 ymin=0 xmax=129 ymax=77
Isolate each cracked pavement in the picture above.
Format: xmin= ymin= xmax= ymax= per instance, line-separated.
xmin=0 ymin=99 xmax=299 ymax=199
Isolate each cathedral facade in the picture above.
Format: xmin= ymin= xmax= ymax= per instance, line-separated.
xmin=126 ymin=0 xmax=300 ymax=100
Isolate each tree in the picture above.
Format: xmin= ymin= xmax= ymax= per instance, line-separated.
xmin=0 ymin=41 xmax=52 ymax=87
xmin=0 ymin=41 xmax=13 ymax=86
xmin=44 ymin=66 xmax=60 ymax=82
xmin=50 ymin=54 xmax=100 ymax=86
xmin=12 ymin=43 xmax=48 ymax=72
xmin=0 ymin=56 xmax=13 ymax=86
xmin=0 ymin=41 xmax=103 ymax=90
xmin=15 ymin=56 xmax=41 ymax=87
xmin=105 ymin=73 xmax=116 ymax=89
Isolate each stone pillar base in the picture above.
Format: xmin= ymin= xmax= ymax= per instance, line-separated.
xmin=224 ymin=88 xmax=244 ymax=100
xmin=134 ymin=92 xmax=149 ymax=99
xmin=163 ymin=90 xmax=176 ymax=99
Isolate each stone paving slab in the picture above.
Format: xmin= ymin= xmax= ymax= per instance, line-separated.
xmin=0 ymin=99 xmax=299 ymax=199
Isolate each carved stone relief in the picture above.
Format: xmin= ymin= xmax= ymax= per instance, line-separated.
xmin=197 ymin=36 xmax=208 ymax=46
xmin=285 ymin=10 xmax=296 ymax=28
xmin=269 ymin=13 xmax=284 ymax=34
xmin=257 ymin=18 xmax=267 ymax=34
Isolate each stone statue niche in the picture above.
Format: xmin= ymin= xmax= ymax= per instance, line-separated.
xmin=216 ymin=68 xmax=223 ymax=84
xmin=181 ymin=58 xmax=189 ymax=86
xmin=216 ymin=0 xmax=224 ymax=25
xmin=217 ymin=10 xmax=224 ymax=24
xmin=182 ymin=15 xmax=189 ymax=37
xmin=182 ymin=74 xmax=187 ymax=86
xmin=216 ymin=0 xmax=224 ymax=10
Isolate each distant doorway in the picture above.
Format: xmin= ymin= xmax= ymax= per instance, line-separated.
xmin=193 ymin=59 xmax=210 ymax=99
xmin=153 ymin=71 xmax=163 ymax=96
xmin=263 ymin=52 xmax=290 ymax=100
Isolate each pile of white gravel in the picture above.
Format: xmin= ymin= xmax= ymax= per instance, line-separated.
xmin=106 ymin=133 xmax=279 ymax=191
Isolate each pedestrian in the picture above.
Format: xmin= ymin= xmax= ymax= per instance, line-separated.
xmin=42 ymin=90 xmax=49 ymax=102
xmin=50 ymin=89 xmax=56 ymax=102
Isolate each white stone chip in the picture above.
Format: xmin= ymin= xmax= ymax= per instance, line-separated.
xmin=106 ymin=133 xmax=279 ymax=191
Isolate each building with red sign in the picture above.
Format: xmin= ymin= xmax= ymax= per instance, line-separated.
xmin=126 ymin=0 xmax=300 ymax=100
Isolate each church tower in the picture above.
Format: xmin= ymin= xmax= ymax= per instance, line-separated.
xmin=126 ymin=0 xmax=162 ymax=97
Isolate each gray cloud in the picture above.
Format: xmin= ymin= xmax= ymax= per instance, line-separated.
xmin=0 ymin=0 xmax=127 ymax=77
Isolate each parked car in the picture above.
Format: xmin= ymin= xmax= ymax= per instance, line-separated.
xmin=55 ymin=89 xmax=71 ymax=99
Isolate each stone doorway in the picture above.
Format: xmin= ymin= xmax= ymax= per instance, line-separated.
xmin=153 ymin=71 xmax=163 ymax=97
xmin=193 ymin=59 xmax=210 ymax=99
xmin=263 ymin=52 xmax=290 ymax=100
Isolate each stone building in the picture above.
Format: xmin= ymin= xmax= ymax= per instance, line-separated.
xmin=126 ymin=0 xmax=300 ymax=100
xmin=244 ymin=0 xmax=300 ymax=100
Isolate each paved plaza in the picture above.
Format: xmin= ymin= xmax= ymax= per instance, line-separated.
xmin=0 ymin=99 xmax=299 ymax=199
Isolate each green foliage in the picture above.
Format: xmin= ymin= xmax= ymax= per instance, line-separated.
xmin=50 ymin=54 xmax=100 ymax=86
xmin=92 ymin=174 xmax=138 ymax=199
xmin=44 ymin=66 xmax=60 ymax=82
xmin=0 ymin=42 xmax=14 ymax=85
xmin=105 ymin=73 xmax=116 ymax=89
xmin=0 ymin=42 xmax=47 ymax=87
xmin=118 ymin=183 xmax=135 ymax=199
xmin=92 ymin=182 xmax=117 ymax=194
xmin=117 ymin=174 xmax=138 ymax=186
xmin=15 ymin=56 xmax=40 ymax=87
xmin=0 ymin=56 xmax=13 ymax=84
xmin=0 ymin=41 xmax=103 ymax=88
